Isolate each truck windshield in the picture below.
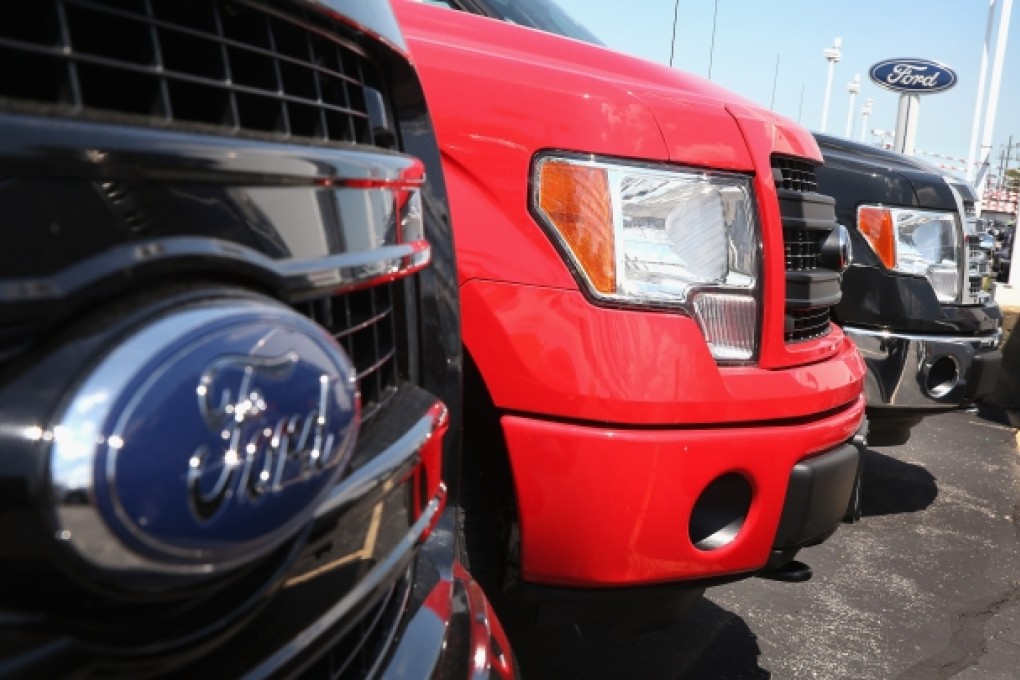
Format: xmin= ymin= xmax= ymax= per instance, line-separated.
xmin=475 ymin=0 xmax=603 ymax=45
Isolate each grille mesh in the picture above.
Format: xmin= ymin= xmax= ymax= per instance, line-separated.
xmin=786 ymin=308 xmax=831 ymax=343
xmin=298 ymin=283 xmax=400 ymax=435
xmin=0 ymin=0 xmax=381 ymax=145
xmin=785 ymin=228 xmax=820 ymax=271
xmin=773 ymin=156 xmax=832 ymax=343
xmin=772 ymin=157 xmax=818 ymax=193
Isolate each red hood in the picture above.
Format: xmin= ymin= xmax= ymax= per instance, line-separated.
xmin=395 ymin=0 xmax=821 ymax=167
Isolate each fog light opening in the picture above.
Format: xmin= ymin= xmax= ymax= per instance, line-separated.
xmin=925 ymin=355 xmax=960 ymax=399
xmin=689 ymin=473 xmax=752 ymax=551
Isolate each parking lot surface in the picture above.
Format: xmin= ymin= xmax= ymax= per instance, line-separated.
xmin=513 ymin=408 xmax=1020 ymax=679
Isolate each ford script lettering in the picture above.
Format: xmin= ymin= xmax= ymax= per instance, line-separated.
xmin=49 ymin=299 xmax=359 ymax=573
xmin=188 ymin=353 xmax=345 ymax=521
xmin=869 ymin=58 xmax=957 ymax=94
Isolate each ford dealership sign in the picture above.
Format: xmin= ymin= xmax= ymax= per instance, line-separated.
xmin=869 ymin=58 xmax=957 ymax=94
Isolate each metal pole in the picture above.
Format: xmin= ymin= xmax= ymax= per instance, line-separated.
xmin=845 ymin=74 xmax=861 ymax=138
xmin=999 ymin=143 xmax=1009 ymax=191
xmin=894 ymin=94 xmax=920 ymax=155
xmin=669 ymin=0 xmax=680 ymax=67
xmin=707 ymin=0 xmax=719 ymax=79
xmin=770 ymin=54 xmax=780 ymax=110
xmin=894 ymin=95 xmax=909 ymax=152
xmin=967 ymin=0 xmax=996 ymax=181
xmin=820 ymin=37 xmax=841 ymax=133
xmin=977 ymin=0 xmax=1013 ymax=198
xmin=860 ymin=98 xmax=874 ymax=142
xmin=903 ymin=95 xmax=919 ymax=156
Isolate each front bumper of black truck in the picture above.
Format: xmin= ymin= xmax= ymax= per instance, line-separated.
xmin=845 ymin=326 xmax=1003 ymax=410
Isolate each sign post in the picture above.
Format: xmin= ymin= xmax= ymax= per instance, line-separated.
xmin=869 ymin=58 xmax=958 ymax=156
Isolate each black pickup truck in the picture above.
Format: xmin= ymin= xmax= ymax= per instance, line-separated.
xmin=815 ymin=134 xmax=1003 ymax=446
xmin=0 ymin=1 xmax=511 ymax=677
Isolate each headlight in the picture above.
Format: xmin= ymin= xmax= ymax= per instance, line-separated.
xmin=532 ymin=154 xmax=760 ymax=362
xmin=857 ymin=206 xmax=963 ymax=303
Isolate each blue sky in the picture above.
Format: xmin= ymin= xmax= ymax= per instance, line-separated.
xmin=554 ymin=0 xmax=1019 ymax=180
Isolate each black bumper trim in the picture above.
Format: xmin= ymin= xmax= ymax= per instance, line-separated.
xmin=773 ymin=440 xmax=863 ymax=549
xmin=964 ymin=348 xmax=1003 ymax=401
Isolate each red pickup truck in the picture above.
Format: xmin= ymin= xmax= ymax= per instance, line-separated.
xmin=396 ymin=0 xmax=866 ymax=615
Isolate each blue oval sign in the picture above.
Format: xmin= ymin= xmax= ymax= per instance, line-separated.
xmin=869 ymin=58 xmax=957 ymax=94
xmin=50 ymin=299 xmax=359 ymax=574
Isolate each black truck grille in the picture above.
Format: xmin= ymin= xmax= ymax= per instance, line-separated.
xmin=300 ymin=576 xmax=408 ymax=680
xmin=787 ymin=308 xmax=830 ymax=342
xmin=785 ymin=228 xmax=821 ymax=271
xmin=0 ymin=0 xmax=381 ymax=145
xmin=772 ymin=156 xmax=818 ymax=193
xmin=786 ymin=309 xmax=831 ymax=343
xmin=298 ymin=283 xmax=400 ymax=436
xmin=773 ymin=156 xmax=835 ymax=343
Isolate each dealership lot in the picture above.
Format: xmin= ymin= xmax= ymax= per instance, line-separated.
xmin=514 ymin=408 xmax=1020 ymax=679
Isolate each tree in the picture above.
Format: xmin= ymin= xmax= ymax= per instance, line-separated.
xmin=1006 ymin=168 xmax=1020 ymax=192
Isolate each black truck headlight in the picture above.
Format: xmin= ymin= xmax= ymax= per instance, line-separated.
xmin=858 ymin=205 xmax=963 ymax=303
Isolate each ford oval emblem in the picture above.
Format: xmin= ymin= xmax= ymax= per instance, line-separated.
xmin=49 ymin=298 xmax=359 ymax=574
xmin=869 ymin=58 xmax=957 ymax=94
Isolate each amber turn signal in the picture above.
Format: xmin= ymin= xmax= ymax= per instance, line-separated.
xmin=535 ymin=160 xmax=615 ymax=294
xmin=857 ymin=206 xmax=896 ymax=269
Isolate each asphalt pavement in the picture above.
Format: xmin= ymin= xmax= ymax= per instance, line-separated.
xmin=514 ymin=407 xmax=1020 ymax=679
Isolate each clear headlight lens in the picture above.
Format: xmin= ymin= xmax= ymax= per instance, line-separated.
xmin=533 ymin=154 xmax=760 ymax=362
xmin=858 ymin=206 xmax=963 ymax=302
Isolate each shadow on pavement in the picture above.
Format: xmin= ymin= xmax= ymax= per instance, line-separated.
xmin=976 ymin=401 xmax=1020 ymax=429
xmin=510 ymin=595 xmax=768 ymax=679
xmin=860 ymin=447 xmax=937 ymax=518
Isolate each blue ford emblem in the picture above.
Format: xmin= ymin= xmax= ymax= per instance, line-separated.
xmin=869 ymin=58 xmax=957 ymax=94
xmin=49 ymin=298 xmax=359 ymax=574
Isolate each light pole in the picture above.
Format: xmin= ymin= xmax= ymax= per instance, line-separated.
xmin=844 ymin=74 xmax=861 ymax=138
xmin=820 ymin=37 xmax=842 ymax=133
xmin=976 ymin=0 xmax=1013 ymax=195
xmin=860 ymin=98 xmax=874 ymax=142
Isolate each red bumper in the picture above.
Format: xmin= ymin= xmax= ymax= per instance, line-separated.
xmin=503 ymin=394 xmax=864 ymax=586
xmin=462 ymin=279 xmax=866 ymax=588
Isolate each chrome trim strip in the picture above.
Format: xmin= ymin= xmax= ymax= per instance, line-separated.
xmin=0 ymin=236 xmax=431 ymax=304
xmin=945 ymin=178 xmax=994 ymax=305
xmin=0 ymin=111 xmax=418 ymax=185
xmin=845 ymin=325 xmax=1002 ymax=409
xmin=314 ymin=411 xmax=437 ymax=518
xmin=847 ymin=325 xmax=1002 ymax=349
xmin=241 ymin=494 xmax=442 ymax=679
xmin=236 ymin=409 xmax=442 ymax=674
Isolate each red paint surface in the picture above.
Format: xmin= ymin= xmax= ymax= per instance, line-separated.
xmin=396 ymin=0 xmax=866 ymax=586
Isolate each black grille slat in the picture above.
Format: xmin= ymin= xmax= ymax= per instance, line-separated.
xmin=772 ymin=156 xmax=818 ymax=193
xmin=786 ymin=308 xmax=831 ymax=342
xmin=300 ymin=283 xmax=400 ymax=435
xmin=773 ymin=156 xmax=834 ymax=343
xmin=784 ymin=228 xmax=820 ymax=271
xmin=0 ymin=0 xmax=378 ymax=145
